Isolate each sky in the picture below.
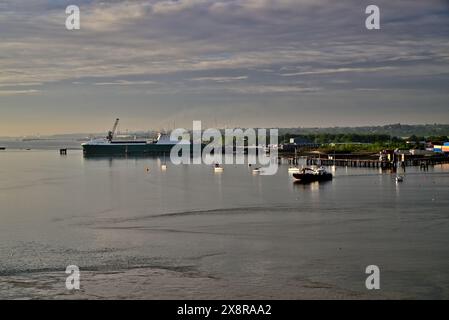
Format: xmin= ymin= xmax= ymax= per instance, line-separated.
xmin=1 ymin=0 xmax=449 ymax=136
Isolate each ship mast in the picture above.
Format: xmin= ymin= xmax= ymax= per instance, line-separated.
xmin=107 ymin=118 xmax=119 ymax=142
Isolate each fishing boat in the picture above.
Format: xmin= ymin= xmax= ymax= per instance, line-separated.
xmin=292 ymin=167 xmax=333 ymax=182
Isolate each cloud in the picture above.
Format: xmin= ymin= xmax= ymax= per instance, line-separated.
xmin=152 ymin=0 xmax=209 ymax=14
xmin=225 ymin=85 xmax=321 ymax=94
xmin=280 ymin=67 xmax=397 ymax=77
xmin=0 ymin=82 xmax=43 ymax=87
xmin=1 ymin=0 xmax=448 ymax=90
xmin=81 ymin=2 xmax=150 ymax=31
xmin=1 ymin=0 xmax=449 ymax=134
xmin=94 ymin=80 xmax=158 ymax=86
xmin=0 ymin=89 xmax=40 ymax=96
xmin=188 ymin=76 xmax=248 ymax=82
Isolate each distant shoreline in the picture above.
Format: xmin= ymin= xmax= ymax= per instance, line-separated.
xmin=2 ymin=123 xmax=449 ymax=140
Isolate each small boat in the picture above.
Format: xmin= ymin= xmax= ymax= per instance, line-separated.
xmin=288 ymin=166 xmax=301 ymax=173
xmin=396 ymin=176 xmax=404 ymax=183
xmin=292 ymin=167 xmax=333 ymax=182
xmin=0 ymin=146 xmax=5 ymax=150
xmin=252 ymin=167 xmax=261 ymax=174
xmin=214 ymin=163 xmax=224 ymax=172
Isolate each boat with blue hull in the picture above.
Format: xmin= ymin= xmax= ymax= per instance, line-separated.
xmin=82 ymin=119 xmax=181 ymax=156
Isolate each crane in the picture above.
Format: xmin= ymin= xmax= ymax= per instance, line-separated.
xmin=107 ymin=118 xmax=119 ymax=142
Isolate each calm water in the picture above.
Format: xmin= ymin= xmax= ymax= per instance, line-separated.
xmin=1 ymin=145 xmax=449 ymax=299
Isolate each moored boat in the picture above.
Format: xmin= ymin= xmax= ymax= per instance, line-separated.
xmin=213 ymin=163 xmax=224 ymax=172
xmin=292 ymin=167 xmax=333 ymax=182
xmin=252 ymin=167 xmax=261 ymax=174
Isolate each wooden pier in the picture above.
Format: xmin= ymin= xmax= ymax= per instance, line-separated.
xmin=306 ymin=156 xmax=449 ymax=168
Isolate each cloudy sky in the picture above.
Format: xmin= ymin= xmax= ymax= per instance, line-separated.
xmin=1 ymin=0 xmax=449 ymax=135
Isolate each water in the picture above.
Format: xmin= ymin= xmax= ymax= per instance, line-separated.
xmin=1 ymin=145 xmax=449 ymax=299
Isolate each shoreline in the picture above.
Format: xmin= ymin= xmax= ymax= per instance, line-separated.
xmin=0 ymin=266 xmax=389 ymax=300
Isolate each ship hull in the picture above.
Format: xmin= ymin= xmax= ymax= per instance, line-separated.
xmin=82 ymin=143 xmax=174 ymax=156
xmin=292 ymin=173 xmax=333 ymax=182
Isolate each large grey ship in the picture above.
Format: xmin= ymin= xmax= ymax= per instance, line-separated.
xmin=82 ymin=119 xmax=180 ymax=156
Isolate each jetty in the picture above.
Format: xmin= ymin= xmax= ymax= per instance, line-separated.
xmin=306 ymin=155 xmax=449 ymax=168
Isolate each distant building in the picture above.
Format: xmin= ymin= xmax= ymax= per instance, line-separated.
xmin=434 ymin=143 xmax=449 ymax=153
xmin=289 ymin=137 xmax=319 ymax=148
xmin=279 ymin=136 xmax=319 ymax=152
xmin=409 ymin=149 xmax=435 ymax=156
xmin=406 ymin=140 xmax=426 ymax=145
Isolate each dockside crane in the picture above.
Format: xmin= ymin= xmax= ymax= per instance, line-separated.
xmin=107 ymin=118 xmax=119 ymax=142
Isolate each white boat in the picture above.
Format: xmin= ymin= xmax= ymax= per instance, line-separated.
xmin=288 ymin=166 xmax=301 ymax=173
xmin=214 ymin=163 xmax=224 ymax=172
xmin=293 ymin=166 xmax=333 ymax=182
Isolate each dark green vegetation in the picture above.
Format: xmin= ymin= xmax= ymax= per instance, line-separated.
xmin=317 ymin=143 xmax=404 ymax=154
xmin=279 ymin=124 xmax=449 ymax=138
xmin=279 ymin=133 xmax=407 ymax=153
xmin=281 ymin=133 xmax=399 ymax=144
xmin=279 ymin=125 xmax=449 ymax=154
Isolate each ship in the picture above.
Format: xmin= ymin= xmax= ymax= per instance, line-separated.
xmin=292 ymin=167 xmax=333 ymax=182
xmin=82 ymin=118 xmax=183 ymax=156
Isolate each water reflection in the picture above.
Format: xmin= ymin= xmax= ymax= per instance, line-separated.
xmin=293 ymin=180 xmax=332 ymax=187
xmin=1 ymin=150 xmax=449 ymax=299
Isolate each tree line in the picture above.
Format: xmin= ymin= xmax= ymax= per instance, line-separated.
xmin=280 ymin=133 xmax=448 ymax=145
